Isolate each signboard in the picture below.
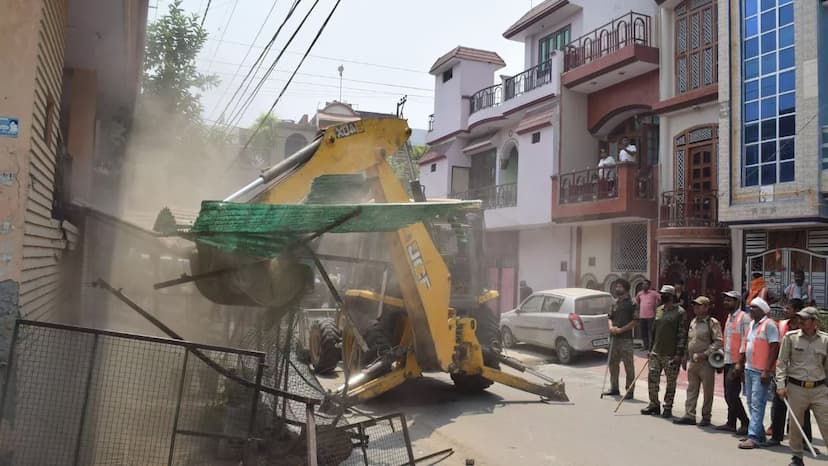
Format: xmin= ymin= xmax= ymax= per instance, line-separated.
xmin=760 ymin=184 xmax=774 ymax=203
xmin=0 ymin=118 xmax=19 ymax=138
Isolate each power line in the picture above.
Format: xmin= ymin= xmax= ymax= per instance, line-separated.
xmin=214 ymin=0 xmax=304 ymax=127
xmin=208 ymin=0 xmax=281 ymax=121
xmin=239 ymin=0 xmax=343 ymax=156
xmin=200 ymin=0 xmax=212 ymax=26
xmin=205 ymin=61 xmax=432 ymax=92
xmin=204 ymin=36 xmax=427 ymax=74
xmin=223 ymin=0 xmax=324 ymax=131
xmin=203 ymin=0 xmax=240 ymax=75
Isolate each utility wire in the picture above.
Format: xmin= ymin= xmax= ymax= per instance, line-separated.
xmin=205 ymin=37 xmax=427 ymax=74
xmin=200 ymin=0 xmax=212 ymax=26
xmin=223 ymin=0 xmax=324 ymax=132
xmin=238 ymin=0 xmax=343 ymax=156
xmin=203 ymin=0 xmax=241 ymax=76
xmin=208 ymin=0 xmax=281 ymax=122
xmin=214 ymin=0 xmax=304 ymax=128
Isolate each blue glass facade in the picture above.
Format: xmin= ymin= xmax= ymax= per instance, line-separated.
xmin=742 ymin=0 xmax=795 ymax=186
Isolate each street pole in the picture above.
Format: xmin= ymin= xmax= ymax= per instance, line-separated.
xmin=337 ymin=65 xmax=344 ymax=101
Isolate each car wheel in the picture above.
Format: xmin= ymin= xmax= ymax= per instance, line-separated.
xmin=556 ymin=338 xmax=575 ymax=365
xmin=501 ymin=326 xmax=517 ymax=348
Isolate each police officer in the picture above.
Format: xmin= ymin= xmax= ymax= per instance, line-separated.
xmin=641 ymin=285 xmax=686 ymax=418
xmin=776 ymin=306 xmax=828 ymax=466
xmin=674 ymin=296 xmax=723 ymax=426
xmin=603 ymin=279 xmax=639 ymax=398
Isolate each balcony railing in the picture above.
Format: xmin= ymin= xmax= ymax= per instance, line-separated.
xmin=451 ymin=183 xmax=517 ymax=209
xmin=503 ymin=59 xmax=557 ymax=100
xmin=659 ymin=190 xmax=722 ymax=228
xmin=563 ymin=11 xmax=652 ymax=72
xmin=428 ymin=114 xmax=434 ymax=132
xmin=469 ymin=56 xmax=558 ymax=115
xmin=558 ymin=164 xmax=653 ymax=204
xmin=470 ymin=84 xmax=502 ymax=114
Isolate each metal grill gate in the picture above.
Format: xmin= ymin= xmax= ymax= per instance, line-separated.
xmin=746 ymin=247 xmax=828 ymax=308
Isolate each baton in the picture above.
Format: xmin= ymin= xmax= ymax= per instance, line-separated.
xmin=783 ymin=397 xmax=818 ymax=458
xmin=614 ymin=357 xmax=651 ymax=413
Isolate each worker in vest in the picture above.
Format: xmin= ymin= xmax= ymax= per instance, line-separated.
xmin=746 ymin=272 xmax=769 ymax=309
xmin=768 ymin=298 xmax=816 ymax=448
xmin=776 ymin=306 xmax=828 ymax=466
xmin=737 ymin=296 xmax=781 ymax=449
xmin=784 ymin=270 xmax=814 ymax=306
xmin=715 ymin=290 xmax=751 ymax=436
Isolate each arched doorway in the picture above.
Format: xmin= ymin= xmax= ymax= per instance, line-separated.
xmin=499 ymin=142 xmax=519 ymax=185
xmin=285 ymin=133 xmax=308 ymax=159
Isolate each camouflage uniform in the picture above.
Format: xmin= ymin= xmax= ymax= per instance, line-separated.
xmin=647 ymin=304 xmax=687 ymax=410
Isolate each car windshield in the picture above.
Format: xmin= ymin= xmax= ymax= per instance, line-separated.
xmin=574 ymin=295 xmax=613 ymax=315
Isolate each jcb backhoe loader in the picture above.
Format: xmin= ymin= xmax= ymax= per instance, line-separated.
xmin=187 ymin=118 xmax=568 ymax=404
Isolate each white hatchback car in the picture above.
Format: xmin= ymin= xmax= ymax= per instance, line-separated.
xmin=500 ymin=288 xmax=612 ymax=364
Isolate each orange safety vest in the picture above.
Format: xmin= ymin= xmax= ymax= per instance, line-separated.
xmin=778 ymin=319 xmax=790 ymax=339
xmin=744 ymin=318 xmax=778 ymax=372
xmin=725 ymin=310 xmax=748 ymax=363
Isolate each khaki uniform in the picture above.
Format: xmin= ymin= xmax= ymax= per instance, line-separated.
xmin=776 ymin=329 xmax=828 ymax=459
xmin=683 ymin=316 xmax=723 ymax=421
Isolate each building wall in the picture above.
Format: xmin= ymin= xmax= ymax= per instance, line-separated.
xmin=718 ymin=0 xmax=823 ymax=223
xmin=559 ymin=88 xmax=597 ymax=173
xmin=419 ymin=158 xmax=450 ymax=198
xmin=430 ymin=60 xmax=501 ymax=142
xmin=518 ymin=226 xmax=572 ymax=291
xmin=657 ymin=103 xmax=719 ymax=193
xmin=587 ymin=70 xmax=660 ymax=132
xmin=579 ymin=223 xmax=613 ymax=283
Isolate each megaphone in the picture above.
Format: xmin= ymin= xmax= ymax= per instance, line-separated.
xmin=708 ymin=349 xmax=726 ymax=369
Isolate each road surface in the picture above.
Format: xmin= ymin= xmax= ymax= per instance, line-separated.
xmin=331 ymin=345 xmax=828 ymax=466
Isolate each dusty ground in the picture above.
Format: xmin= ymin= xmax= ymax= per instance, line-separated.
xmin=321 ymin=345 xmax=828 ymax=466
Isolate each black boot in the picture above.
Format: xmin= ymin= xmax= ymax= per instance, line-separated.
xmin=602 ymin=389 xmax=620 ymax=396
xmin=788 ymin=456 xmax=804 ymax=466
xmin=641 ymin=405 xmax=660 ymax=415
xmin=660 ymin=408 xmax=672 ymax=419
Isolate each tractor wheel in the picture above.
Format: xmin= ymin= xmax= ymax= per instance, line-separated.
xmin=360 ymin=320 xmax=394 ymax=366
xmin=451 ymin=305 xmax=502 ymax=392
xmin=309 ymin=318 xmax=340 ymax=374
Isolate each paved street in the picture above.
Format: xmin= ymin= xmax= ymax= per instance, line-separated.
xmin=337 ymin=345 xmax=828 ymax=466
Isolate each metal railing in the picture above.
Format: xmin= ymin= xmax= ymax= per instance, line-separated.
xmin=428 ymin=114 xmax=434 ymax=132
xmin=557 ymin=164 xmax=654 ymax=204
xmin=821 ymin=124 xmax=828 ymax=168
xmin=469 ymin=56 xmax=558 ymax=115
xmin=470 ymin=84 xmax=503 ymax=114
xmin=451 ymin=182 xmax=517 ymax=209
xmin=503 ymin=58 xmax=558 ymax=100
xmin=659 ymin=189 xmax=722 ymax=228
xmin=564 ymin=11 xmax=652 ymax=71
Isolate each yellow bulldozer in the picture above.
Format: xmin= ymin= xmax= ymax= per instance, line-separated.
xmin=184 ymin=118 xmax=568 ymax=405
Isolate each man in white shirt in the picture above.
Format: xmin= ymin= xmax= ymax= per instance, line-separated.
xmin=598 ymin=148 xmax=616 ymax=180
xmin=619 ymin=137 xmax=637 ymax=163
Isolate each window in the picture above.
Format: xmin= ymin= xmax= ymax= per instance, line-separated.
xmin=430 ymin=163 xmax=437 ymax=173
xmin=742 ymin=0 xmax=795 ymax=186
xmin=675 ymin=0 xmax=718 ymax=94
xmin=542 ymin=296 xmax=565 ymax=313
xmin=612 ymin=223 xmax=648 ymax=272
xmin=442 ymin=67 xmax=453 ymax=83
xmin=538 ymin=26 xmax=570 ymax=64
xmin=531 ymin=132 xmax=541 ymax=144
xmin=575 ymin=296 xmax=614 ymax=315
xmin=520 ymin=295 xmax=543 ymax=312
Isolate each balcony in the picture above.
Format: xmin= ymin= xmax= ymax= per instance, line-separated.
xmin=451 ymin=183 xmax=517 ymax=210
xmin=467 ymin=54 xmax=562 ymax=127
xmin=656 ymin=190 xmax=728 ymax=244
xmin=561 ymin=11 xmax=659 ymax=93
xmin=550 ymin=163 xmax=657 ymax=223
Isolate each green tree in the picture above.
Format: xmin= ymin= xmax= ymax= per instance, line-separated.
xmin=249 ymin=113 xmax=279 ymax=150
xmin=142 ymin=0 xmax=218 ymax=126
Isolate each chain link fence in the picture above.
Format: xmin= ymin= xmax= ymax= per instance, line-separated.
xmin=0 ymin=319 xmax=416 ymax=465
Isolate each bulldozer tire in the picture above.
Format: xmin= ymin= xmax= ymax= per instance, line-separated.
xmin=309 ymin=318 xmax=340 ymax=374
xmin=451 ymin=305 xmax=502 ymax=392
xmin=360 ymin=320 xmax=393 ymax=366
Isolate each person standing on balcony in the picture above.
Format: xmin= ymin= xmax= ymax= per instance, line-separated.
xmin=619 ymin=137 xmax=637 ymax=163
xmin=635 ymin=279 xmax=660 ymax=350
xmin=597 ymin=148 xmax=616 ymax=179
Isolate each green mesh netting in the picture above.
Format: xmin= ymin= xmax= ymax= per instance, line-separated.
xmin=188 ymin=200 xmax=480 ymax=257
xmin=304 ymin=174 xmax=371 ymax=204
